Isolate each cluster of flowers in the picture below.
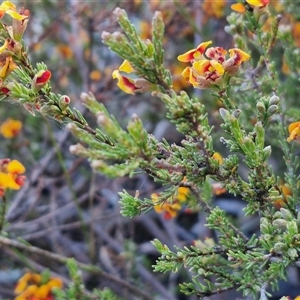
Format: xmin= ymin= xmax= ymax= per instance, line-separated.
xmin=151 ymin=184 xmax=189 ymax=220
xmin=0 ymin=1 xmax=29 ymax=87
xmin=112 ymin=42 xmax=250 ymax=94
xmin=0 ymin=1 xmax=51 ymax=96
xmin=14 ymin=272 xmax=63 ymax=300
xmin=177 ymin=41 xmax=250 ymax=89
xmin=0 ymin=158 xmax=25 ymax=196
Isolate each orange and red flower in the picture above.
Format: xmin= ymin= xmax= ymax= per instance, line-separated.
xmin=0 ymin=158 xmax=25 ymax=196
xmin=32 ymin=70 xmax=51 ymax=92
xmin=0 ymin=118 xmax=22 ymax=138
xmin=178 ymin=41 xmax=250 ymax=89
xmin=112 ymin=70 xmax=139 ymax=95
xmin=177 ymin=41 xmax=212 ymax=63
xmin=14 ymin=272 xmax=63 ymax=300
xmin=151 ymin=183 xmax=189 ymax=220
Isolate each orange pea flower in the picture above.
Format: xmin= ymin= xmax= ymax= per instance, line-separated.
xmin=151 ymin=180 xmax=189 ymax=220
xmin=177 ymin=41 xmax=212 ymax=63
xmin=223 ymin=48 xmax=250 ymax=75
xmin=14 ymin=272 xmax=63 ymax=300
xmin=112 ymin=60 xmax=152 ymax=94
xmin=211 ymin=152 xmax=226 ymax=195
xmin=212 ymin=152 xmax=224 ymax=165
xmin=287 ymin=121 xmax=300 ymax=142
xmin=112 ymin=70 xmax=138 ymax=95
xmin=152 ymin=193 xmax=182 ymax=220
xmin=273 ymin=183 xmax=292 ymax=209
xmin=0 ymin=1 xmax=28 ymax=20
xmin=178 ymin=42 xmax=250 ymax=89
xmin=231 ymin=0 xmax=270 ymax=13
xmin=0 ymin=118 xmax=22 ymax=138
xmin=202 ymin=0 xmax=226 ymax=21
xmin=0 ymin=159 xmax=25 ymax=196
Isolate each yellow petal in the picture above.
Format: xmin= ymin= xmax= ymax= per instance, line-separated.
xmin=7 ymin=159 xmax=25 ymax=174
xmin=47 ymin=278 xmax=63 ymax=289
xmin=210 ymin=60 xmax=225 ymax=76
xmin=0 ymin=57 xmax=9 ymax=78
xmin=0 ymin=1 xmax=16 ymax=10
xmin=0 ymin=39 xmax=8 ymax=54
xmin=34 ymin=284 xmax=50 ymax=299
xmin=228 ymin=48 xmax=250 ymax=65
xmin=288 ymin=121 xmax=300 ymax=134
xmin=0 ymin=118 xmax=22 ymax=138
xmin=119 ymin=60 xmax=134 ymax=73
xmin=193 ymin=59 xmax=208 ymax=73
xmin=212 ymin=152 xmax=223 ymax=165
xmin=21 ymin=284 xmax=38 ymax=297
xmin=231 ymin=3 xmax=246 ymax=13
xmin=0 ymin=172 xmax=10 ymax=188
xmin=112 ymin=70 xmax=136 ymax=94
xmin=4 ymin=173 xmax=20 ymax=189
xmin=5 ymin=9 xmax=28 ymax=20
xmin=287 ymin=121 xmax=300 ymax=142
xmin=177 ymin=186 xmax=189 ymax=202
xmin=14 ymin=278 xmax=27 ymax=294
xmin=246 ymin=0 xmax=269 ymax=6
xmin=181 ymin=67 xmax=191 ymax=81
xmin=178 ymin=41 xmax=212 ymax=62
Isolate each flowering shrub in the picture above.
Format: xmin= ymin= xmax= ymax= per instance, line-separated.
xmin=1 ymin=0 xmax=300 ymax=299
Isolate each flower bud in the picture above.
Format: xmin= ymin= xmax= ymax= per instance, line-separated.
xmin=280 ymin=208 xmax=293 ymax=221
xmin=256 ymin=102 xmax=265 ymax=114
xmin=32 ymin=70 xmax=51 ymax=92
xmin=272 ymin=219 xmax=287 ymax=229
xmin=232 ymin=109 xmax=241 ymax=119
xmin=96 ymin=112 xmax=109 ymax=127
xmin=101 ymin=31 xmax=112 ymax=43
xmin=66 ymin=123 xmax=77 ymax=132
xmin=219 ymin=108 xmax=231 ymax=122
xmin=262 ymin=145 xmax=272 ymax=161
xmin=113 ymin=7 xmax=126 ymax=20
xmin=267 ymin=105 xmax=278 ymax=115
xmin=274 ymin=242 xmax=288 ymax=252
xmin=59 ymin=95 xmax=71 ymax=112
xmin=69 ymin=143 xmax=87 ymax=156
xmin=269 ymin=95 xmax=280 ymax=106
xmin=288 ymin=248 xmax=298 ymax=258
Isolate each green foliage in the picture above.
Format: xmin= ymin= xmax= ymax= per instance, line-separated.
xmin=53 ymin=259 xmax=120 ymax=300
